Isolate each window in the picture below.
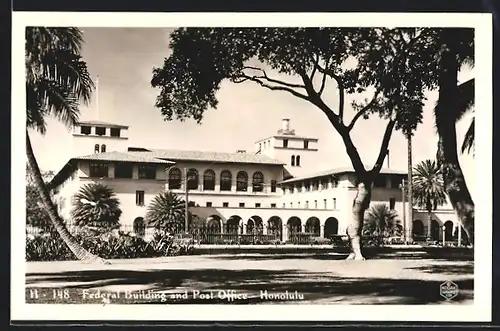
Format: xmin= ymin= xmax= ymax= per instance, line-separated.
xmin=298 ymin=202 xmax=301 ymax=208
xmin=100 ymin=144 xmax=106 ymax=153
xmin=314 ymin=200 xmax=318 ymax=209
xmin=203 ymin=170 xmax=215 ymax=191
xmin=255 ymin=203 xmax=261 ymax=208
xmin=305 ymin=201 xmax=309 ymax=209
xmin=271 ymin=203 xmax=276 ymax=208
xmin=391 ymin=177 xmax=402 ymax=189
xmin=168 ymin=168 xmax=182 ymax=189
xmin=304 ymin=141 xmax=309 ymax=149
xmin=187 ymin=168 xmax=199 ymax=190
xmin=94 ymin=144 xmax=99 ymax=153
xmin=291 ymin=155 xmax=295 ymax=166
xmin=206 ymin=202 xmax=212 ymax=207
xmin=321 ymin=179 xmax=329 ymax=190
xmin=80 ymin=126 xmax=91 ymax=135
xmin=138 ymin=164 xmax=156 ymax=180
xmin=290 ymin=202 xmax=293 ymax=208
xmin=115 ymin=163 xmax=133 ymax=178
xmin=389 ymin=198 xmax=396 ymax=210
xmin=236 ymin=171 xmax=248 ymax=191
xmin=239 ymin=202 xmax=245 ymax=208
xmin=89 ymin=163 xmax=108 ymax=178
xmin=271 ymin=180 xmax=277 ymax=193
xmin=305 ymin=181 xmax=311 ymax=191
xmin=283 ymin=139 xmax=289 ymax=148
xmin=95 ymin=127 xmax=106 ymax=136
xmin=110 ymin=128 xmax=121 ymax=137
xmin=282 ymin=203 xmax=286 ymax=208
xmin=296 ymin=155 xmax=301 ymax=166
xmin=135 ymin=190 xmax=145 ymax=206
xmin=324 ymin=199 xmax=327 ymax=209
xmin=252 ymin=172 xmax=264 ymax=192
xmin=220 ymin=170 xmax=232 ymax=191
xmin=222 ymin=202 xmax=229 ymax=207
xmin=374 ymin=175 xmax=387 ymax=188
xmin=297 ymin=184 xmax=302 ymax=193
xmin=312 ymin=181 xmax=319 ymax=191
xmin=333 ymin=198 xmax=337 ymax=209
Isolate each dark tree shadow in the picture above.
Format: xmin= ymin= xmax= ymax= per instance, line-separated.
xmin=26 ymin=268 xmax=473 ymax=305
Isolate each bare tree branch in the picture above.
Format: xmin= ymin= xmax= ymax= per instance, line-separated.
xmin=313 ymin=61 xmax=345 ymax=120
xmin=347 ymin=89 xmax=382 ymax=132
xmin=240 ymin=66 xmax=306 ymax=89
xmin=236 ymin=73 xmax=310 ymax=102
xmin=310 ymin=53 xmax=319 ymax=81
xmin=370 ymin=119 xmax=396 ymax=176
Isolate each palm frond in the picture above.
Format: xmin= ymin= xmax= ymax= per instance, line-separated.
xmin=145 ymin=191 xmax=186 ymax=232
xmin=412 ymin=159 xmax=447 ymax=212
xmin=461 ymin=117 xmax=474 ymax=155
xmin=71 ymin=183 xmax=122 ymax=228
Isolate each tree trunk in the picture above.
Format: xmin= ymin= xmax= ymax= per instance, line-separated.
xmin=435 ymin=31 xmax=475 ymax=244
xmin=26 ymin=130 xmax=109 ymax=264
xmin=406 ymin=134 xmax=413 ymax=243
xmin=346 ymin=180 xmax=372 ymax=260
xmin=427 ymin=211 xmax=432 ymax=240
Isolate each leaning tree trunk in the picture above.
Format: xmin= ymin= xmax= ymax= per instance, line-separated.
xmin=26 ymin=130 xmax=109 ymax=264
xmin=435 ymin=31 xmax=475 ymax=244
xmin=346 ymin=180 xmax=372 ymax=260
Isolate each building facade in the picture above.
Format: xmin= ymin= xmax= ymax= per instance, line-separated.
xmin=48 ymin=118 xmax=464 ymax=243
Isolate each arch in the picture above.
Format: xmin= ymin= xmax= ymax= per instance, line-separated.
xmin=100 ymin=144 xmax=106 ymax=153
xmin=287 ymin=216 xmax=302 ymax=234
xmin=291 ymin=155 xmax=295 ymax=166
xmin=252 ymin=171 xmax=264 ymax=192
xmin=168 ymin=167 xmax=182 ymax=190
xmin=226 ymin=215 xmax=242 ymax=234
xmin=305 ymin=217 xmax=320 ymax=236
xmin=431 ymin=220 xmax=440 ymax=241
xmin=296 ymin=155 xmax=301 ymax=166
xmin=324 ymin=217 xmax=339 ymax=238
xmin=187 ymin=168 xmax=199 ymax=190
xmin=236 ymin=171 xmax=248 ymax=192
xmin=444 ymin=220 xmax=454 ymax=242
xmin=203 ymin=169 xmax=215 ymax=191
xmin=133 ymin=217 xmax=145 ymax=236
xmin=206 ymin=215 xmax=222 ymax=233
xmin=247 ymin=215 xmax=263 ymax=234
xmin=412 ymin=220 xmax=424 ymax=237
xmin=94 ymin=144 xmax=100 ymax=153
xmin=220 ymin=170 xmax=232 ymax=191
xmin=267 ymin=216 xmax=283 ymax=241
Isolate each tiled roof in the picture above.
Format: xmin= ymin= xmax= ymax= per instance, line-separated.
xmin=75 ymin=151 xmax=174 ymax=164
xmin=78 ymin=120 xmax=129 ymax=129
xmin=128 ymin=148 xmax=285 ymax=165
xmin=280 ymin=167 xmax=407 ymax=184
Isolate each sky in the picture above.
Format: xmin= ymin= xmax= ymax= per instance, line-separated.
xmin=29 ymin=27 xmax=476 ymax=199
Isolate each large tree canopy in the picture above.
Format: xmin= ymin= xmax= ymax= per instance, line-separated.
xmin=151 ymin=28 xmax=447 ymax=178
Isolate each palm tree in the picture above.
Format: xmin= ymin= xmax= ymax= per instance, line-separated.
xmin=412 ymin=159 xmax=447 ymax=239
xmin=25 ymin=27 xmax=106 ymax=263
xmin=363 ymin=204 xmax=403 ymax=239
xmin=434 ymin=28 xmax=475 ymax=243
xmin=71 ymin=183 xmax=122 ymax=230
xmin=145 ymin=191 xmax=186 ymax=233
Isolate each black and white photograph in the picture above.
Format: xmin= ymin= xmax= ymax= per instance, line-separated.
xmin=12 ymin=12 xmax=492 ymax=322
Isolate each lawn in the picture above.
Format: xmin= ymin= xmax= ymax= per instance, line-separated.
xmin=25 ymin=250 xmax=473 ymax=305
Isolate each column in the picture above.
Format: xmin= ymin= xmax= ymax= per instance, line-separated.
xmin=320 ymin=224 xmax=325 ymax=238
xmin=458 ymin=223 xmax=462 ymax=246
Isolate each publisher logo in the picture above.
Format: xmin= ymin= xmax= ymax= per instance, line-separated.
xmin=440 ymin=280 xmax=459 ymax=300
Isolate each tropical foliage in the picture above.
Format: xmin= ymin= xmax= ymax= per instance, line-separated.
xmin=26 ymin=167 xmax=54 ymax=227
xmin=25 ymin=27 xmax=103 ymax=262
xmin=145 ymin=191 xmax=186 ymax=232
xmin=71 ymin=183 xmax=122 ymax=229
xmin=412 ymin=159 xmax=447 ymax=239
xmin=363 ymin=204 xmax=403 ymax=239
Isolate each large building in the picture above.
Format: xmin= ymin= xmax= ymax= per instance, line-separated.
xmin=48 ymin=118 xmax=464 ymax=243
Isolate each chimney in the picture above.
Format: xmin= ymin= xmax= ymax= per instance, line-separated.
xmin=282 ymin=118 xmax=290 ymax=132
